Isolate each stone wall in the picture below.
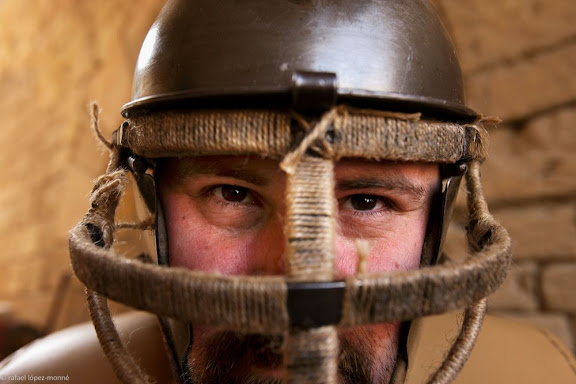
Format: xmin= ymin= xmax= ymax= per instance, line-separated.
xmin=0 ymin=0 xmax=165 ymax=337
xmin=0 ymin=0 xmax=574 ymax=353
xmin=434 ymin=0 xmax=576 ymax=352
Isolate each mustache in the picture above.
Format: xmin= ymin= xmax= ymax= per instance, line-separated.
xmin=189 ymin=331 xmax=283 ymax=384
xmin=188 ymin=330 xmax=379 ymax=384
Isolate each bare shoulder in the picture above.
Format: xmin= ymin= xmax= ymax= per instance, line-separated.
xmin=407 ymin=312 xmax=576 ymax=384
xmin=0 ymin=312 xmax=172 ymax=384
xmin=458 ymin=315 xmax=576 ymax=383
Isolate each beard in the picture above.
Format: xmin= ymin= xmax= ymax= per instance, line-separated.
xmin=185 ymin=325 xmax=399 ymax=384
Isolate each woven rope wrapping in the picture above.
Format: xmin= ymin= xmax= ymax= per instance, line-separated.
xmin=118 ymin=107 xmax=485 ymax=163
xmin=332 ymin=109 xmax=474 ymax=163
xmin=70 ymin=106 xmax=510 ymax=384
xmin=282 ymin=109 xmax=339 ymax=383
xmin=340 ymin=222 xmax=509 ymax=325
xmin=285 ymin=327 xmax=339 ymax=384
xmin=285 ymin=156 xmax=336 ymax=281
xmin=71 ymin=222 xmax=289 ymax=333
xmin=87 ymin=290 xmax=155 ymax=384
xmin=71 ymin=198 xmax=509 ymax=327
xmin=428 ymin=299 xmax=487 ymax=384
xmin=118 ymin=110 xmax=293 ymax=158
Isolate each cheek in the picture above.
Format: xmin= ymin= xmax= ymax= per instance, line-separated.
xmin=162 ymin=192 xmax=285 ymax=275
xmin=334 ymin=215 xmax=427 ymax=277
xmin=162 ymin=195 xmax=251 ymax=273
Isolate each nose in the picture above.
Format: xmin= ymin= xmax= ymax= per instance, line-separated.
xmin=249 ymin=216 xmax=286 ymax=275
xmin=250 ymin=212 xmax=362 ymax=278
xmin=333 ymin=233 xmax=361 ymax=278
xmin=251 ymin=222 xmax=361 ymax=278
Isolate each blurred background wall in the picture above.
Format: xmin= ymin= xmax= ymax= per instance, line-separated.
xmin=0 ymin=0 xmax=574 ymax=357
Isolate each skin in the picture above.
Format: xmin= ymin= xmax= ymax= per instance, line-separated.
xmin=157 ymin=155 xmax=440 ymax=384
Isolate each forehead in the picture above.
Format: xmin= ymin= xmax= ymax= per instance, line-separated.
xmin=158 ymin=155 xmax=439 ymax=189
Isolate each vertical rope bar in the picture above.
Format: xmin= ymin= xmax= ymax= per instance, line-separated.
xmin=285 ymin=156 xmax=336 ymax=281
xmin=284 ymin=150 xmax=338 ymax=383
xmin=285 ymin=326 xmax=339 ymax=384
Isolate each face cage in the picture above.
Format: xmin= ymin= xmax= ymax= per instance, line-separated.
xmin=69 ymin=106 xmax=511 ymax=384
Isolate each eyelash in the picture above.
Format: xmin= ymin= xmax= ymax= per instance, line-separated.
xmin=201 ymin=185 xmax=396 ymax=218
xmin=340 ymin=195 xmax=396 ymax=216
xmin=202 ymin=185 xmax=259 ymax=207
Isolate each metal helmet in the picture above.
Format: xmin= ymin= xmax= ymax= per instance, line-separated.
xmin=69 ymin=0 xmax=511 ymax=383
xmin=123 ymin=0 xmax=475 ymax=121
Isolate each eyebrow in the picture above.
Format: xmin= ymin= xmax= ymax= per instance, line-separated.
xmin=336 ymin=177 xmax=428 ymax=200
xmin=173 ymin=162 xmax=270 ymax=186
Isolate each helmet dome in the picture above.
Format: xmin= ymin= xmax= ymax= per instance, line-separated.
xmin=123 ymin=0 xmax=476 ymax=121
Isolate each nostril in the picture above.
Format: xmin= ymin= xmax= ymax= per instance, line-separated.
xmin=249 ymin=268 xmax=266 ymax=276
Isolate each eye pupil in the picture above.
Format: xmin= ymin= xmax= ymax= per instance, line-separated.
xmin=351 ymin=195 xmax=377 ymax=211
xmin=221 ymin=186 xmax=247 ymax=202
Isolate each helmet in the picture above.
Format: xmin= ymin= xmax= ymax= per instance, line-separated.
xmin=123 ymin=0 xmax=475 ymax=121
xmin=69 ymin=0 xmax=511 ymax=382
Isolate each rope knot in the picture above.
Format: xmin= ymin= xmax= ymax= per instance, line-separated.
xmin=466 ymin=218 xmax=496 ymax=252
xmin=89 ymin=170 xmax=128 ymax=209
xmin=83 ymin=170 xmax=128 ymax=248
xmin=280 ymin=108 xmax=339 ymax=175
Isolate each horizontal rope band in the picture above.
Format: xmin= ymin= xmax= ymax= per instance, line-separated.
xmin=115 ymin=107 xmax=485 ymax=163
xmin=80 ymin=106 xmax=502 ymax=383
xmin=69 ymin=216 xmax=510 ymax=331
xmin=70 ymin=224 xmax=288 ymax=334
xmin=340 ymin=226 xmax=510 ymax=326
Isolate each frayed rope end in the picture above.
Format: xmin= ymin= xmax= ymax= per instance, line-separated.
xmin=90 ymin=102 xmax=113 ymax=150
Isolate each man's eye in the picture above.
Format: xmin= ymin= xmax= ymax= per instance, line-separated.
xmin=344 ymin=194 xmax=384 ymax=211
xmin=215 ymin=185 xmax=250 ymax=202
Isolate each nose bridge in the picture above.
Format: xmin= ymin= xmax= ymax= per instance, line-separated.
xmin=249 ymin=209 xmax=287 ymax=275
xmin=267 ymin=213 xmax=288 ymax=275
xmin=282 ymin=152 xmax=338 ymax=383
xmin=284 ymin=155 xmax=336 ymax=281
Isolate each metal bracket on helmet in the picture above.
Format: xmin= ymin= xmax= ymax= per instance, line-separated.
xmin=436 ymin=163 xmax=468 ymax=262
xmin=122 ymin=151 xmax=156 ymax=215
xmin=121 ymin=151 xmax=170 ymax=267
xmin=291 ymin=71 xmax=338 ymax=113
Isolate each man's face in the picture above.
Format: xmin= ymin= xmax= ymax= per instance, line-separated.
xmin=158 ymin=156 xmax=440 ymax=384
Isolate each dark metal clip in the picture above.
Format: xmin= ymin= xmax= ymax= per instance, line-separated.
xmin=287 ymin=280 xmax=345 ymax=329
xmin=125 ymin=155 xmax=156 ymax=214
xmin=291 ymin=71 xmax=338 ymax=112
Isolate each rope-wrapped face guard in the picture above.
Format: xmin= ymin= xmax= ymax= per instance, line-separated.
xmin=69 ymin=106 xmax=511 ymax=383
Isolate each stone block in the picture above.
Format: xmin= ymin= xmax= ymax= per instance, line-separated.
xmin=7 ymin=275 xmax=131 ymax=332
xmin=0 ymin=258 xmax=46 ymax=298
xmin=0 ymin=1 xmax=163 ymax=177
xmin=494 ymin=204 xmax=576 ymax=261
xmin=488 ymin=263 xmax=539 ymax=312
xmin=542 ymin=263 xmax=576 ymax=313
xmin=0 ymin=0 xmax=164 ymax=325
xmin=443 ymin=225 xmax=540 ymax=311
xmin=436 ymin=0 xmax=576 ymax=73
xmin=3 ymin=224 xmax=40 ymax=264
xmin=490 ymin=312 xmax=574 ymax=352
xmin=466 ymin=43 xmax=576 ymax=121
xmin=0 ymin=179 xmax=42 ymax=232
xmin=40 ymin=166 xmax=96 ymax=239
xmin=481 ymin=108 xmax=576 ymax=202
xmin=448 ymin=202 xmax=576 ymax=261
